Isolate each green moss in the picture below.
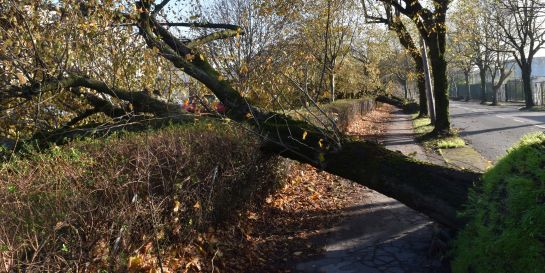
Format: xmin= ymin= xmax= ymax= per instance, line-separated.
xmin=452 ymin=132 xmax=545 ymax=273
xmin=412 ymin=114 xmax=434 ymax=135
xmin=436 ymin=138 xmax=466 ymax=149
xmin=411 ymin=115 xmax=465 ymax=149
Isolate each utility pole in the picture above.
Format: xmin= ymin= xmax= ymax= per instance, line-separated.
xmin=420 ymin=36 xmax=436 ymax=125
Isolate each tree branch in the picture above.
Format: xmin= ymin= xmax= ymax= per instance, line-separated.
xmin=158 ymin=22 xmax=242 ymax=30
xmin=152 ymin=0 xmax=171 ymax=15
xmin=187 ymin=29 xmax=243 ymax=48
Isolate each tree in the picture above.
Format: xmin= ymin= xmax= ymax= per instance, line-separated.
xmin=363 ymin=0 xmax=453 ymax=134
xmin=124 ymin=0 xmax=480 ymax=228
xmin=299 ymin=0 xmax=359 ymax=102
xmin=448 ymin=31 xmax=475 ymax=101
xmin=362 ymin=2 xmax=428 ymax=116
xmin=482 ymin=1 xmax=515 ymax=105
xmin=459 ymin=0 xmax=494 ymax=104
xmin=0 ymin=0 xmax=482 ymax=230
xmin=493 ymin=0 xmax=545 ymax=108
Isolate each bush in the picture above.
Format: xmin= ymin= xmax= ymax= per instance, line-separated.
xmin=0 ymin=121 xmax=283 ymax=272
xmin=452 ymin=132 xmax=545 ymax=273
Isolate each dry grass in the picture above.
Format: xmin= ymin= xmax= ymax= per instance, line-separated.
xmin=0 ymin=121 xmax=283 ymax=272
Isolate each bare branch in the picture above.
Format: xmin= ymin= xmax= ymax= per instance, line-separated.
xmin=152 ymin=0 xmax=171 ymax=15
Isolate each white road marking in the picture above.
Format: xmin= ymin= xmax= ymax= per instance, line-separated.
xmin=535 ymin=125 xmax=545 ymax=129
xmin=496 ymin=115 xmax=506 ymax=119
xmin=513 ymin=118 xmax=526 ymax=123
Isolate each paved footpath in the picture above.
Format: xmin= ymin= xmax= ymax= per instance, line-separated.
xmin=294 ymin=109 xmax=449 ymax=273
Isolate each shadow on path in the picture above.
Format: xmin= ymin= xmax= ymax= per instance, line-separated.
xmin=292 ymin=109 xmax=450 ymax=273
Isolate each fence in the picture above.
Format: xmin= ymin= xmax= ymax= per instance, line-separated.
xmin=451 ymin=82 xmax=494 ymax=100
xmin=451 ymin=79 xmax=545 ymax=105
xmin=504 ymin=80 xmax=525 ymax=102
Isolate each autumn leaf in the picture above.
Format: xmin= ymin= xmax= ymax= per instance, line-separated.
xmin=127 ymin=256 xmax=144 ymax=271
xmin=240 ymin=64 xmax=249 ymax=74
xmin=173 ymin=200 xmax=181 ymax=212
xmin=185 ymin=54 xmax=195 ymax=62
xmin=16 ymin=72 xmax=27 ymax=85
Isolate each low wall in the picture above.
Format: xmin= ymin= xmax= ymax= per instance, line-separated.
xmin=319 ymin=99 xmax=378 ymax=132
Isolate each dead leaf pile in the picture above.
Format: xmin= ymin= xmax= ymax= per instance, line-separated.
xmin=116 ymin=105 xmax=394 ymax=273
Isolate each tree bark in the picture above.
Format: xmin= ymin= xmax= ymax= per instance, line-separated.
xmin=403 ymin=80 xmax=408 ymax=99
xmin=479 ymin=66 xmax=487 ymax=104
xmin=427 ymin=38 xmax=450 ymax=134
xmin=521 ymin=64 xmax=535 ymax=108
xmin=415 ymin=61 xmax=429 ymax=117
xmin=492 ymin=86 xmax=499 ymax=105
xmin=261 ymin=117 xmax=479 ymax=230
xmin=465 ymin=73 xmax=471 ymax=101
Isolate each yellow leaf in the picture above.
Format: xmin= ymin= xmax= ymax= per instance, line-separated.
xmin=193 ymin=201 xmax=201 ymax=209
xmin=318 ymin=138 xmax=324 ymax=148
xmin=302 ymin=131 xmax=308 ymax=140
xmin=16 ymin=72 xmax=27 ymax=85
xmin=185 ymin=53 xmax=195 ymax=62
xmin=240 ymin=64 xmax=249 ymax=74
xmin=127 ymin=256 xmax=144 ymax=271
xmin=173 ymin=200 xmax=181 ymax=212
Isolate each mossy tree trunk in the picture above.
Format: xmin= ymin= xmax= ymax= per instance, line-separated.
xmin=131 ymin=1 xmax=480 ymax=229
xmin=426 ymin=34 xmax=451 ymax=135
xmin=18 ymin=1 xmax=478 ymax=231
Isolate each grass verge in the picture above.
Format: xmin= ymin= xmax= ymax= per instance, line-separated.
xmin=520 ymin=105 xmax=545 ymax=112
xmin=411 ymin=114 xmax=466 ymax=149
xmin=452 ymin=132 xmax=545 ymax=273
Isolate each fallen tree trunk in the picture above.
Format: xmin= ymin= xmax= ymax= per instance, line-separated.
xmin=16 ymin=72 xmax=477 ymax=229
xmin=376 ymin=95 xmax=419 ymax=114
xmin=9 ymin=1 xmax=480 ymax=232
xmin=139 ymin=3 xmax=482 ymax=230
xmin=258 ymin=114 xmax=479 ymax=230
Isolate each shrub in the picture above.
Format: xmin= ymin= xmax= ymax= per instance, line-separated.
xmin=452 ymin=132 xmax=545 ymax=273
xmin=0 ymin=121 xmax=283 ymax=272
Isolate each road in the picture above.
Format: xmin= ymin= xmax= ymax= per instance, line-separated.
xmin=449 ymin=100 xmax=545 ymax=162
